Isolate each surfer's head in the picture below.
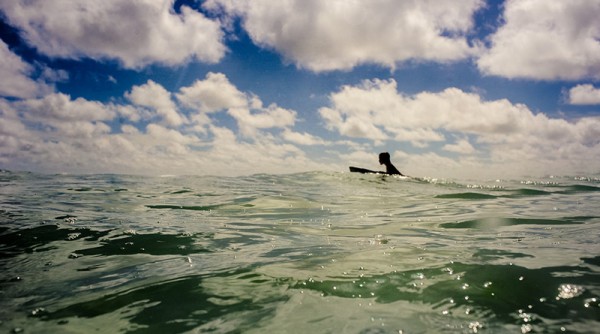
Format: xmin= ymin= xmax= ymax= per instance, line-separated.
xmin=379 ymin=152 xmax=391 ymax=165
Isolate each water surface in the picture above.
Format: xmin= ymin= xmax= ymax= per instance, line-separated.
xmin=1 ymin=171 xmax=599 ymax=333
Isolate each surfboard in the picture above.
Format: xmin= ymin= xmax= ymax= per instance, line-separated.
xmin=349 ymin=166 xmax=407 ymax=177
xmin=349 ymin=166 xmax=384 ymax=174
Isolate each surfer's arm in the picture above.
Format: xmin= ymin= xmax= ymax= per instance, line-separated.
xmin=386 ymin=164 xmax=404 ymax=176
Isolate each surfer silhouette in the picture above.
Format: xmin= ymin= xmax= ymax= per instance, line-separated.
xmin=349 ymin=152 xmax=404 ymax=176
xmin=378 ymin=152 xmax=403 ymax=176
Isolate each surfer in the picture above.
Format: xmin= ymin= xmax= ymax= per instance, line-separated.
xmin=379 ymin=152 xmax=404 ymax=176
xmin=349 ymin=152 xmax=405 ymax=176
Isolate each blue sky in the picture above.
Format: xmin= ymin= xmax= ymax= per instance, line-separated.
xmin=1 ymin=0 xmax=599 ymax=179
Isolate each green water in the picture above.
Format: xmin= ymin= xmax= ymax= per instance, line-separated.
xmin=1 ymin=171 xmax=599 ymax=333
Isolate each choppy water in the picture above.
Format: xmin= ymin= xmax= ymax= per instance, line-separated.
xmin=1 ymin=170 xmax=599 ymax=333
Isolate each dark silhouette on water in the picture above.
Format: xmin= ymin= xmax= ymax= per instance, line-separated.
xmin=349 ymin=152 xmax=404 ymax=176
xmin=378 ymin=152 xmax=403 ymax=175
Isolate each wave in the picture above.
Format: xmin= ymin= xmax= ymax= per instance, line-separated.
xmin=439 ymin=216 xmax=592 ymax=229
xmin=435 ymin=192 xmax=498 ymax=200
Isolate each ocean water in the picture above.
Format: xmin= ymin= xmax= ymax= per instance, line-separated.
xmin=1 ymin=170 xmax=599 ymax=333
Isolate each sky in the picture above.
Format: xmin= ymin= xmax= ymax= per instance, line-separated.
xmin=1 ymin=0 xmax=600 ymax=179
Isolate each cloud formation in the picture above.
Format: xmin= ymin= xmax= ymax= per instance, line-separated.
xmin=1 ymin=1 xmax=599 ymax=179
xmin=126 ymin=80 xmax=187 ymax=127
xmin=205 ymin=0 xmax=483 ymax=71
xmin=478 ymin=0 xmax=600 ymax=80
xmin=1 ymin=70 xmax=599 ymax=178
xmin=568 ymin=84 xmax=600 ymax=105
xmin=176 ymin=72 xmax=297 ymax=136
xmin=0 ymin=0 xmax=226 ymax=68
xmin=176 ymin=72 xmax=248 ymax=113
xmin=0 ymin=72 xmax=332 ymax=175
xmin=0 ymin=40 xmax=49 ymax=98
xmin=320 ymin=78 xmax=600 ymax=177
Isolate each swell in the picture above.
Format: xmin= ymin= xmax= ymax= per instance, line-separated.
xmin=439 ymin=216 xmax=593 ymax=229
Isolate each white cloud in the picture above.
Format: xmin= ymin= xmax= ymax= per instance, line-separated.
xmin=443 ymin=138 xmax=476 ymax=154
xmin=0 ymin=101 xmax=37 ymax=171
xmin=282 ymin=129 xmax=327 ymax=146
xmin=393 ymin=128 xmax=445 ymax=147
xmin=0 ymin=40 xmax=48 ymax=98
xmin=0 ymin=100 xmax=28 ymax=138
xmin=40 ymin=67 xmax=69 ymax=83
xmin=320 ymin=78 xmax=600 ymax=177
xmin=478 ymin=0 xmax=600 ymax=80
xmin=228 ymin=105 xmax=296 ymax=137
xmin=2 ymin=69 xmax=598 ymax=178
xmin=568 ymin=84 xmax=600 ymax=105
xmin=126 ymin=80 xmax=186 ymax=127
xmin=8 ymin=93 xmax=116 ymax=143
xmin=401 ymin=151 xmax=467 ymax=179
xmin=176 ymin=72 xmax=247 ymax=113
xmin=340 ymin=150 xmax=382 ymax=169
xmin=0 ymin=0 xmax=226 ymax=68
xmin=204 ymin=0 xmax=483 ymax=71
xmin=206 ymin=125 xmax=316 ymax=171
xmin=320 ymin=106 xmax=388 ymax=141
xmin=0 ymin=73 xmax=335 ymax=176
xmin=176 ymin=72 xmax=297 ymax=136
xmin=320 ymin=79 xmax=545 ymax=142
xmin=17 ymin=92 xmax=115 ymax=123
